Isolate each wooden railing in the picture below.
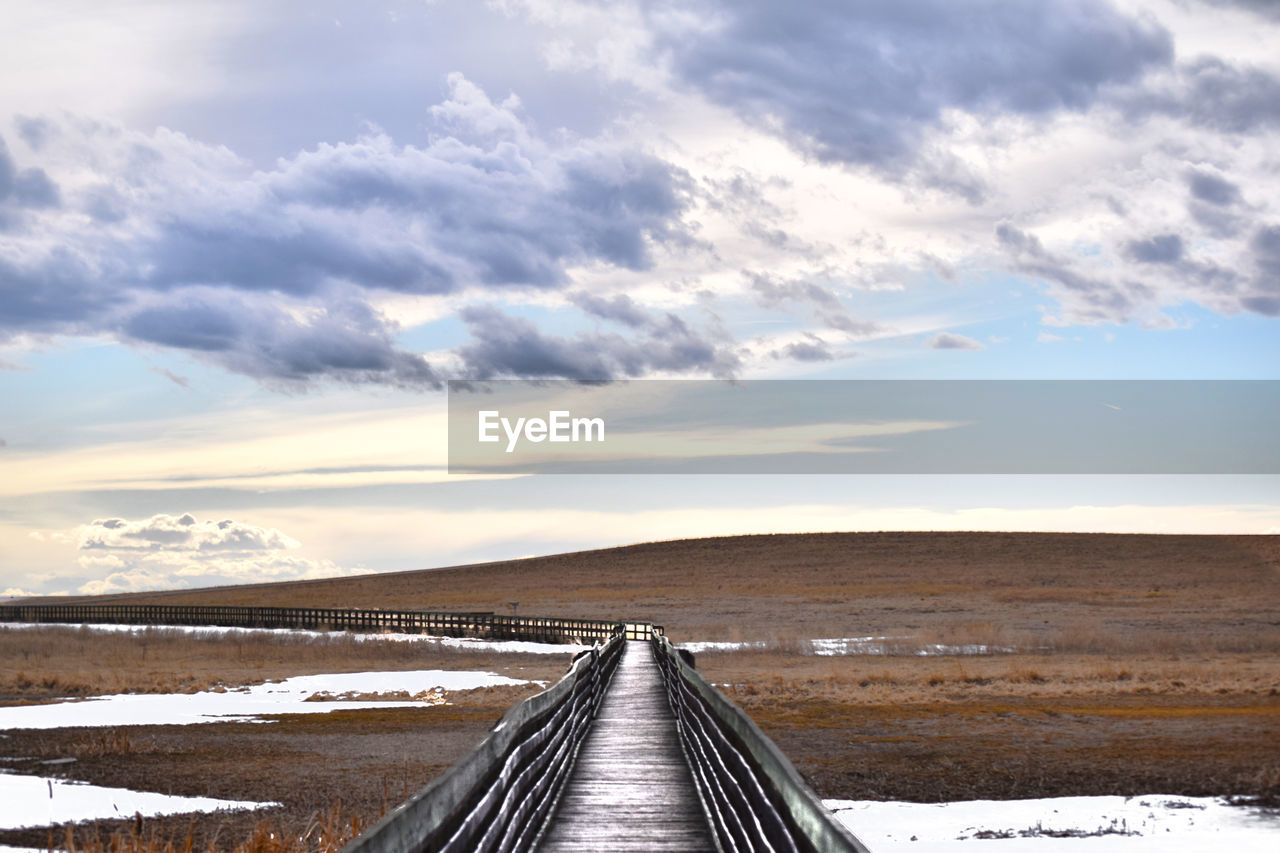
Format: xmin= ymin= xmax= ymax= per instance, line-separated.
xmin=342 ymin=634 xmax=625 ymax=853
xmin=3 ymin=603 xmax=863 ymax=849
xmin=651 ymin=633 xmax=871 ymax=853
xmin=0 ymin=604 xmax=649 ymax=645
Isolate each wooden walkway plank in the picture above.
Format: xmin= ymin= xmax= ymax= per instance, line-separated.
xmin=536 ymin=641 xmax=717 ymax=852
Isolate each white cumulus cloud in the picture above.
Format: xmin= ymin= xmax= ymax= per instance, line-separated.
xmin=71 ymin=513 xmax=365 ymax=595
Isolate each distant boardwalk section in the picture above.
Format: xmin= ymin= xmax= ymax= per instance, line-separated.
xmin=0 ymin=603 xmax=652 ymax=645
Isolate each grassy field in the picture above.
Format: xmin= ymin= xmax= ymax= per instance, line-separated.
xmin=4 ymin=531 xmax=1278 ymax=850
xmin=45 ymin=531 xmax=1280 ymax=649
xmin=703 ymin=649 xmax=1280 ymax=802
xmin=0 ymin=626 xmax=568 ymax=852
xmin=0 ymin=624 xmax=567 ymax=701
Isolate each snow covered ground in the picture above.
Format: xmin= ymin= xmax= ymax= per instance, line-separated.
xmin=0 ymin=622 xmax=590 ymax=655
xmin=0 ymin=771 xmax=275 ymax=830
xmin=0 ymin=664 xmax=533 ymax=832
xmin=825 ymin=795 xmax=1280 ymax=851
xmin=677 ymin=639 xmax=770 ymax=653
xmin=0 ymin=668 xmax=533 ymax=730
xmin=810 ymin=637 xmax=1013 ymax=656
xmin=678 ymin=636 xmax=1013 ymax=656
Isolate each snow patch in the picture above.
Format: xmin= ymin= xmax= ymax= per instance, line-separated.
xmin=677 ymin=637 xmax=1013 ymax=656
xmin=824 ymin=794 xmax=1280 ymax=851
xmin=0 ymin=622 xmax=589 ymax=655
xmin=0 ymin=669 xmax=532 ymax=730
xmin=677 ymin=640 xmax=769 ymax=653
xmin=0 ymin=771 xmax=275 ymax=830
xmin=811 ymin=637 xmax=1014 ymax=656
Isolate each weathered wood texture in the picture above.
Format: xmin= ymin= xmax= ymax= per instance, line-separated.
xmin=536 ymin=641 xmax=717 ymax=852
xmin=344 ymin=638 xmax=624 ymax=853
xmin=652 ymin=634 xmax=872 ymax=853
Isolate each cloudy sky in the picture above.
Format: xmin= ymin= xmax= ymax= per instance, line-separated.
xmin=2 ymin=0 xmax=1278 ymax=598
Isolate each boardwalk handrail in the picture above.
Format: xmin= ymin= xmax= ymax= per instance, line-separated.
xmin=342 ymin=633 xmax=625 ymax=853
xmin=652 ymin=634 xmax=872 ymax=853
xmin=0 ymin=604 xmax=636 ymax=645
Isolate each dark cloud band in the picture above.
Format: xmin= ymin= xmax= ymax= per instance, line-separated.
xmin=652 ymin=0 xmax=1171 ymax=189
xmin=0 ymin=78 xmax=694 ymax=388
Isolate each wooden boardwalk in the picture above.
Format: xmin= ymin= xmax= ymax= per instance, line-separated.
xmin=536 ymin=641 xmax=717 ymax=852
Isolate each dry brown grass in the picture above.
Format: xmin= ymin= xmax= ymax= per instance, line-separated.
xmin=697 ymin=637 xmax=1280 ymax=803
xmin=0 ymin=625 xmax=569 ymax=701
xmin=749 ymin=692 xmax=1280 ymax=803
xmin=0 ymin=701 xmax=522 ymax=853
xmin=6 ymin=531 xmax=1280 ymax=844
xmin=61 ymin=802 xmax=365 ymax=853
xmin=700 ymin=651 xmax=1280 ymax=705
xmin=28 ymin=532 xmax=1279 ymax=645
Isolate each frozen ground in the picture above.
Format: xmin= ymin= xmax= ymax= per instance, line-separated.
xmin=811 ymin=637 xmax=1012 ymax=656
xmin=0 ymin=771 xmax=275 ymax=830
xmin=825 ymin=794 xmax=1280 ymax=851
xmin=679 ymin=637 xmax=1012 ymax=656
xmin=678 ymin=639 xmax=770 ymax=653
xmin=0 ymin=669 xmax=533 ymax=730
xmin=0 ymin=622 xmax=589 ymax=655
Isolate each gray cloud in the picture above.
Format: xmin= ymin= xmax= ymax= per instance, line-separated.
xmin=567 ymin=291 xmax=741 ymax=378
xmin=996 ymin=223 xmax=1140 ymax=323
xmin=1124 ymin=57 xmax=1280 ymax=134
xmin=818 ymin=311 xmax=879 ymax=336
xmin=0 ymin=76 xmax=698 ymax=387
xmin=750 ymin=273 xmax=842 ymax=310
xmin=699 ymin=171 xmax=824 ymax=253
xmin=1179 ymin=59 xmax=1280 ymax=132
xmin=747 ymin=271 xmax=879 ymax=335
xmin=1244 ymin=225 xmax=1280 ymax=314
xmin=1000 ymin=216 xmax=1253 ymax=323
xmin=570 ymin=291 xmax=652 ymax=328
xmin=1186 ymin=169 xmax=1246 ymax=237
xmin=123 ymin=292 xmax=440 ymax=389
xmin=1200 ymin=0 xmax=1280 ymax=20
xmin=137 ymin=150 xmax=686 ymax=299
xmin=1137 ymin=245 xmax=1240 ymax=301
xmin=1188 ymin=204 xmax=1242 ymax=240
xmin=1252 ymin=225 xmax=1280 ymax=279
xmin=142 ymin=213 xmax=454 ymax=298
xmin=929 ymin=332 xmax=984 ymax=350
xmin=1241 ymin=294 xmax=1280 ymax=315
xmin=654 ymin=0 xmax=1171 ymax=188
xmin=247 ymin=114 xmax=690 ymax=294
xmin=456 ymin=304 xmax=739 ymax=380
xmin=1125 ymin=234 xmax=1184 ymax=264
xmin=0 ymin=136 xmax=60 ymax=221
xmin=1188 ymin=170 xmax=1242 ymax=207
xmin=14 ymin=116 xmax=54 ymax=151
xmin=83 ymin=185 xmax=128 ymax=224
xmin=150 ymin=366 xmax=192 ymax=389
xmin=0 ymin=250 xmax=127 ymax=334
xmin=772 ymin=336 xmax=836 ymax=362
